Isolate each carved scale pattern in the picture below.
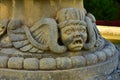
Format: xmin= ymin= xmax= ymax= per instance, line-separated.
xmin=7 ymin=20 xmax=44 ymax=53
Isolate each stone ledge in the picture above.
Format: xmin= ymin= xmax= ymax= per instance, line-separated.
xmin=0 ymin=51 xmax=118 ymax=80
xmin=0 ymin=40 xmax=116 ymax=70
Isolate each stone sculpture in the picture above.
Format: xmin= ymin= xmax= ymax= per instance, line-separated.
xmin=57 ymin=8 xmax=104 ymax=51
xmin=0 ymin=0 xmax=118 ymax=80
xmin=0 ymin=8 xmax=104 ymax=53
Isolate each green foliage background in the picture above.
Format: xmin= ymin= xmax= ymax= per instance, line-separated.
xmin=84 ymin=0 xmax=120 ymax=20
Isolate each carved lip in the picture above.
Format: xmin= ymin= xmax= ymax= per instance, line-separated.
xmin=70 ymin=44 xmax=83 ymax=51
xmin=71 ymin=46 xmax=82 ymax=50
xmin=72 ymin=38 xmax=83 ymax=44
xmin=73 ymin=40 xmax=82 ymax=44
xmin=70 ymin=38 xmax=83 ymax=50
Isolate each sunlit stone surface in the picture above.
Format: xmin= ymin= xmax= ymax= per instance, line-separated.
xmin=0 ymin=0 xmax=119 ymax=80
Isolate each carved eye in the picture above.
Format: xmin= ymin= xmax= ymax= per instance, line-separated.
xmin=78 ymin=28 xmax=86 ymax=32
xmin=65 ymin=29 xmax=72 ymax=35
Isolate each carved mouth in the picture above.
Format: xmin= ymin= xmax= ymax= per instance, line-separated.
xmin=73 ymin=40 xmax=82 ymax=44
xmin=70 ymin=44 xmax=83 ymax=51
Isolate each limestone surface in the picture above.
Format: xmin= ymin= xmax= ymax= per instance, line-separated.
xmin=24 ymin=58 xmax=39 ymax=70
xmin=0 ymin=0 xmax=119 ymax=80
xmin=40 ymin=58 xmax=56 ymax=70
xmin=8 ymin=57 xmax=24 ymax=69
xmin=0 ymin=56 xmax=9 ymax=68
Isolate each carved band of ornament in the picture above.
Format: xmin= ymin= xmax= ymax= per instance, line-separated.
xmin=58 ymin=20 xmax=86 ymax=29
xmin=0 ymin=42 xmax=116 ymax=70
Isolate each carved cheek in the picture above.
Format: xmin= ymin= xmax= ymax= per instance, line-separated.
xmin=61 ymin=31 xmax=67 ymax=42
xmin=61 ymin=31 xmax=73 ymax=46
xmin=61 ymin=29 xmax=69 ymax=41
xmin=81 ymin=32 xmax=87 ymax=43
xmin=61 ymin=34 xmax=67 ymax=41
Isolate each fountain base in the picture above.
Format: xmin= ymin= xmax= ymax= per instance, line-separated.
xmin=0 ymin=52 xmax=118 ymax=80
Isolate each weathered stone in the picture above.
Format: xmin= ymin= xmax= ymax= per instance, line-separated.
xmin=56 ymin=57 xmax=72 ymax=69
xmin=85 ymin=54 xmax=98 ymax=65
xmin=40 ymin=58 xmax=56 ymax=70
xmin=0 ymin=0 xmax=119 ymax=80
xmin=118 ymin=62 xmax=120 ymax=69
xmin=24 ymin=58 xmax=39 ymax=70
xmin=94 ymin=51 xmax=106 ymax=62
xmin=12 ymin=40 xmax=29 ymax=48
xmin=20 ymin=44 xmax=33 ymax=52
xmin=8 ymin=57 xmax=24 ymax=69
xmin=108 ymin=45 xmax=116 ymax=54
xmin=57 ymin=8 xmax=87 ymax=51
xmin=0 ymin=52 xmax=118 ymax=80
xmin=71 ymin=56 xmax=86 ymax=67
xmin=0 ymin=56 xmax=9 ymax=68
xmin=103 ymin=48 xmax=114 ymax=58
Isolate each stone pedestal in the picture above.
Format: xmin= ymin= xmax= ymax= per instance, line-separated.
xmin=0 ymin=52 xmax=118 ymax=80
xmin=0 ymin=0 xmax=119 ymax=80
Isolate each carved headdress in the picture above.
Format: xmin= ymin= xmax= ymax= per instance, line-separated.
xmin=56 ymin=8 xmax=86 ymax=29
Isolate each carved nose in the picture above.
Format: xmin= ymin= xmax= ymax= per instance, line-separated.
xmin=73 ymin=35 xmax=80 ymax=38
xmin=73 ymin=32 xmax=81 ymax=38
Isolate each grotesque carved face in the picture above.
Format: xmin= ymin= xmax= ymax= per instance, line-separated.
xmin=60 ymin=22 xmax=87 ymax=51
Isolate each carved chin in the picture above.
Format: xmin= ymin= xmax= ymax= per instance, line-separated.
xmin=68 ymin=43 xmax=83 ymax=51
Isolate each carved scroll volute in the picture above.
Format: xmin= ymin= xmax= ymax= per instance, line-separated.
xmin=7 ymin=18 xmax=66 ymax=53
xmin=46 ymin=19 xmax=67 ymax=53
xmin=83 ymin=13 xmax=104 ymax=50
xmin=29 ymin=18 xmax=67 ymax=53
xmin=83 ymin=16 xmax=96 ymax=49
